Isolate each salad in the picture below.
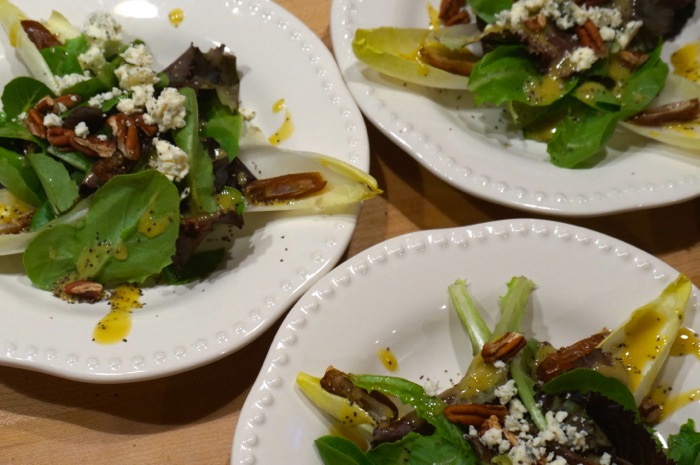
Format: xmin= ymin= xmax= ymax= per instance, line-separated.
xmin=0 ymin=1 xmax=380 ymax=302
xmin=298 ymin=275 xmax=700 ymax=464
xmin=351 ymin=0 xmax=700 ymax=168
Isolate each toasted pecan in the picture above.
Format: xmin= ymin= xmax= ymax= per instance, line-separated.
xmin=481 ymin=332 xmax=527 ymax=364
xmin=444 ymin=404 xmax=508 ymax=426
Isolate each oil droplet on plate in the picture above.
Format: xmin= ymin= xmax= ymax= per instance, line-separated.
xmin=169 ymin=8 xmax=184 ymax=27
xmin=93 ymin=284 xmax=143 ymax=344
xmin=649 ymin=384 xmax=700 ymax=421
xmin=671 ymin=326 xmax=700 ymax=360
xmin=377 ymin=347 xmax=398 ymax=371
xmin=268 ymin=98 xmax=294 ymax=145
xmin=671 ymin=41 xmax=700 ymax=83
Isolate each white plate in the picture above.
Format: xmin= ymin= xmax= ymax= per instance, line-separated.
xmin=231 ymin=218 xmax=699 ymax=464
xmin=330 ymin=0 xmax=700 ymax=216
xmin=0 ymin=0 xmax=369 ymax=382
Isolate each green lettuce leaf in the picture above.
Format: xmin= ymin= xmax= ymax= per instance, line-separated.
xmin=23 ymin=170 xmax=181 ymax=289
xmin=352 ymin=27 xmax=472 ymax=90
xmin=667 ymin=419 xmax=700 ymax=465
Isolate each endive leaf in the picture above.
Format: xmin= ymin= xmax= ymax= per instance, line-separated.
xmin=352 ymin=27 xmax=474 ymax=90
xmin=239 ymin=127 xmax=381 ymax=212
xmin=0 ymin=0 xmax=59 ymax=94
xmin=296 ymin=372 xmax=377 ymax=427
xmin=597 ymin=273 xmax=692 ymax=405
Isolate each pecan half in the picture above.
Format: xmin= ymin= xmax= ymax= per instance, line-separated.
xmin=64 ymin=281 xmax=104 ymax=301
xmin=71 ymin=135 xmax=117 ymax=158
xmin=481 ymin=332 xmax=527 ymax=364
xmin=107 ymin=113 xmax=146 ymax=160
xmin=53 ymin=94 xmax=82 ymax=113
xmin=444 ymin=403 xmax=507 ymax=426
xmin=25 ymin=108 xmax=47 ymax=139
xmin=523 ymin=13 xmax=547 ymax=32
xmin=33 ymin=95 xmax=55 ymax=114
xmin=47 ymin=126 xmax=75 ymax=148
xmin=576 ymin=20 xmax=606 ymax=55
xmin=439 ymin=0 xmax=470 ymax=25
xmin=132 ymin=113 xmax=158 ymax=137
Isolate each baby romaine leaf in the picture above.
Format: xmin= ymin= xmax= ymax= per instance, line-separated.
xmin=667 ymin=419 xmax=700 ymax=465
xmin=173 ymin=87 xmax=217 ymax=215
xmin=315 ymin=436 xmax=375 ymax=465
xmin=202 ymin=96 xmax=243 ymax=162
xmin=470 ymin=0 xmax=513 ymax=23
xmin=0 ymin=120 xmax=40 ymax=143
xmin=542 ymin=368 xmax=639 ymax=420
xmin=23 ymin=170 xmax=181 ymax=289
xmin=40 ymin=35 xmax=89 ymax=77
xmin=468 ymin=46 xmax=539 ymax=106
xmin=0 ymin=146 xmax=45 ymax=206
xmin=618 ymin=44 xmax=669 ymax=120
xmin=547 ymin=108 xmax=618 ymax=168
xmin=367 ymin=431 xmax=479 ymax=465
xmin=1 ymin=76 xmax=53 ymax=119
xmin=27 ymin=152 xmax=79 ymax=215
xmin=349 ymin=374 xmax=478 ymax=461
xmin=349 ymin=375 xmax=446 ymax=421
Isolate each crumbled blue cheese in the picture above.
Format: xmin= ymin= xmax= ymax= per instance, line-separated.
xmin=568 ymin=46 xmax=597 ymax=72
xmin=116 ymin=84 xmax=155 ymax=115
xmin=493 ymin=0 xmax=643 ymax=56
xmin=88 ymin=87 xmax=123 ymax=108
xmin=55 ymin=72 xmax=91 ymax=93
xmin=83 ymin=11 xmax=122 ymax=52
xmin=146 ymin=87 xmax=187 ymax=132
xmin=78 ymin=44 xmax=107 ymax=74
xmin=495 ymin=379 xmax=518 ymax=404
xmin=121 ymin=43 xmax=154 ymax=67
xmin=74 ymin=121 xmax=90 ymax=138
xmin=150 ymin=138 xmax=189 ymax=182
xmin=43 ymin=113 xmax=63 ymax=128
xmin=469 ymin=384 xmax=614 ymax=465
xmin=115 ymin=63 xmax=159 ymax=90
xmin=114 ymin=43 xmax=159 ymax=90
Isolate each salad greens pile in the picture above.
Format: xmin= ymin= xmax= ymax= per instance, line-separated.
xmin=298 ymin=274 xmax=700 ymax=465
xmin=0 ymin=1 xmax=379 ymax=300
xmin=352 ymin=0 xmax=699 ymax=168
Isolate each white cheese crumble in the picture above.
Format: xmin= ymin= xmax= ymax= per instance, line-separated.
xmin=55 ymin=73 xmax=91 ymax=93
xmin=88 ymin=87 xmax=123 ymax=108
xmin=116 ymin=84 xmax=155 ymax=115
xmin=114 ymin=43 xmax=159 ymax=91
xmin=43 ymin=113 xmax=63 ymax=128
xmin=150 ymin=138 xmax=189 ymax=182
xmin=495 ymin=379 xmax=518 ymax=405
xmin=493 ymin=0 xmax=643 ymax=56
xmin=146 ymin=87 xmax=187 ymax=132
xmin=469 ymin=383 xmax=611 ymax=465
xmin=121 ymin=43 xmax=154 ymax=67
xmin=568 ymin=46 xmax=597 ymax=72
xmin=78 ymin=44 xmax=107 ymax=74
xmin=74 ymin=121 xmax=90 ymax=138
xmin=83 ymin=11 xmax=122 ymax=49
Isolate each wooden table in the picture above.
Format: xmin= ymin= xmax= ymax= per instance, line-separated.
xmin=1 ymin=1 xmax=698 ymax=463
